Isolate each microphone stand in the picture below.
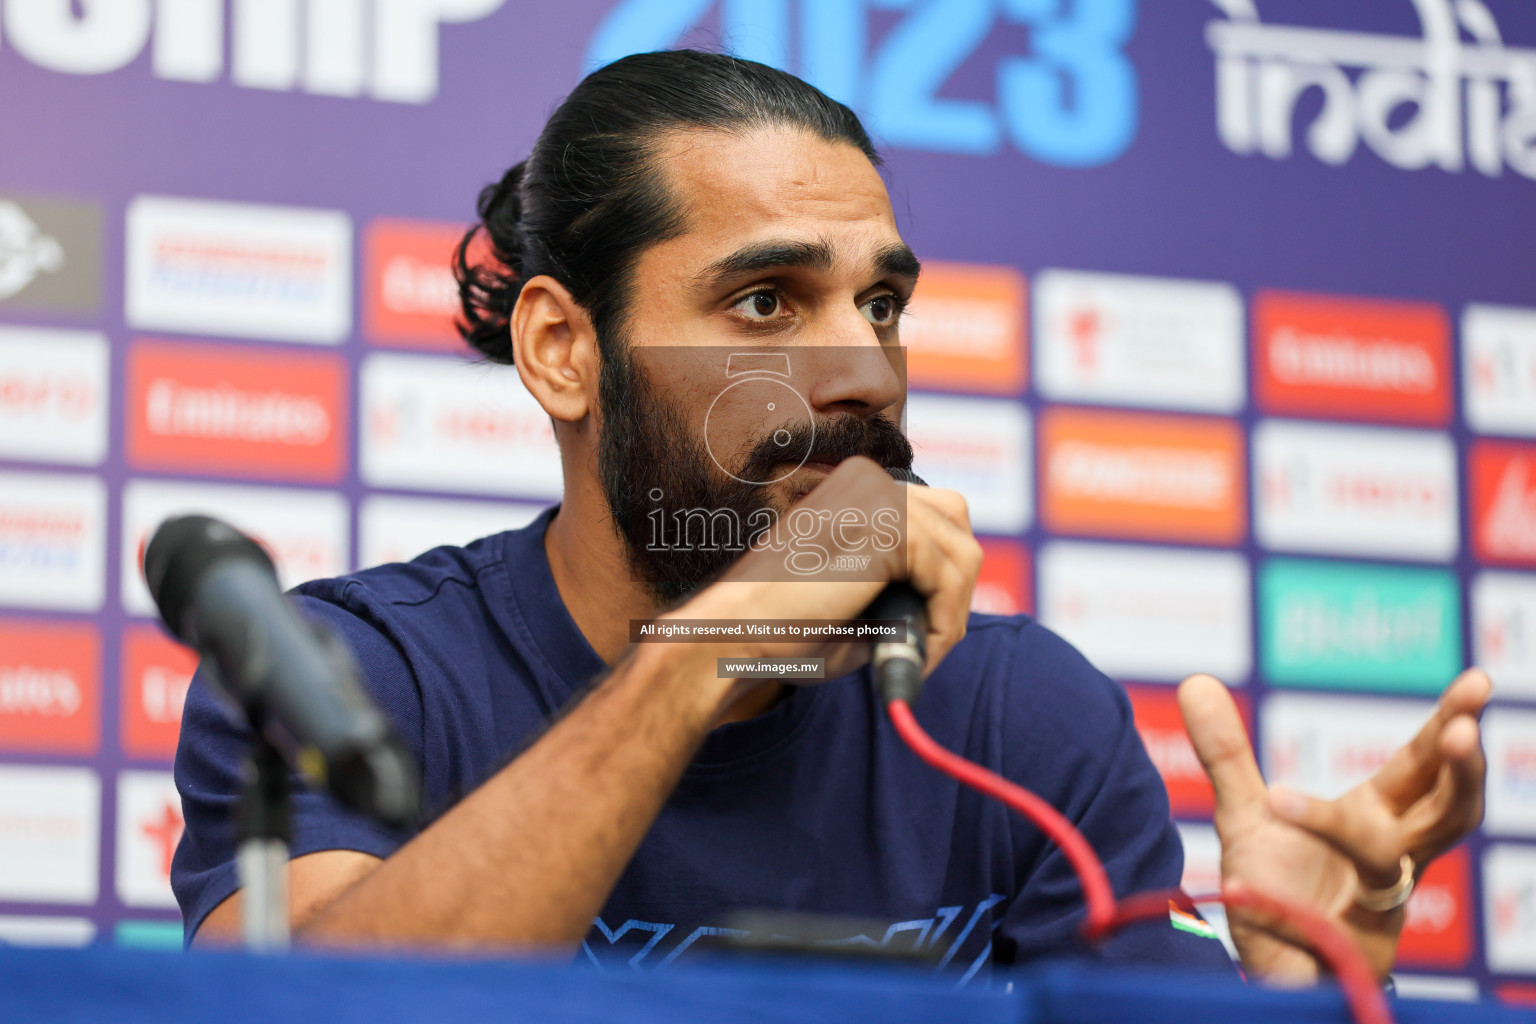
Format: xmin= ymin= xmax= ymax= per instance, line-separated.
xmin=236 ymin=736 xmax=291 ymax=951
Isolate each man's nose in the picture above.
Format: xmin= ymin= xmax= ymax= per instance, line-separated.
xmin=798 ymin=315 xmax=906 ymax=419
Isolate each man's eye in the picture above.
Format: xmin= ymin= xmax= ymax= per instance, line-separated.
xmin=734 ymin=290 xmax=782 ymax=320
xmin=862 ymin=294 xmax=902 ymax=327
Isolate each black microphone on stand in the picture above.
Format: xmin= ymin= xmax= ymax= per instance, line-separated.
xmin=143 ymin=515 xmax=420 ymax=827
xmin=865 ymin=468 xmax=928 ymax=706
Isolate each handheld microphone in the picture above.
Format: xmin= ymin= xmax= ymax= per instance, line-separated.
xmin=143 ymin=515 xmax=420 ymax=827
xmin=866 ymin=468 xmax=928 ymax=706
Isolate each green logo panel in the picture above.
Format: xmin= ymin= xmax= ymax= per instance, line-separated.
xmin=1260 ymin=558 xmax=1462 ymax=694
xmin=114 ymin=920 xmax=183 ymax=950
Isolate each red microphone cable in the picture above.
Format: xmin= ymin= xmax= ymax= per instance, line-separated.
xmin=884 ymin=698 xmax=1393 ymax=1024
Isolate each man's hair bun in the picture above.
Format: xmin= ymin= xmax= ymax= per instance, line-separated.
xmin=453 ymin=161 xmax=526 ymax=365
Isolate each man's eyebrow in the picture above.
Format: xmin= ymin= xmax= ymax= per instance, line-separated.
xmin=694 ymin=239 xmax=922 ymax=289
xmin=873 ymin=242 xmax=922 ymax=283
xmin=696 ymin=239 xmax=836 ymax=287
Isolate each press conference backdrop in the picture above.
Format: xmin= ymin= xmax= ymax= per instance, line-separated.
xmin=0 ymin=0 xmax=1533 ymax=1004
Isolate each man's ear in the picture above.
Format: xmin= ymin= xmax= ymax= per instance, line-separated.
xmin=510 ymin=274 xmax=598 ymax=423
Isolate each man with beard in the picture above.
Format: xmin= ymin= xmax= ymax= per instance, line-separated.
xmin=173 ymin=50 xmax=1489 ymax=986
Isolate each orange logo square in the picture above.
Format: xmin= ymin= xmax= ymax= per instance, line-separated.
xmin=1471 ymin=441 xmax=1536 ymax=567
xmin=126 ymin=338 xmax=348 ymax=482
xmin=1040 ymin=407 xmax=1246 ymax=545
xmin=121 ymin=625 xmax=199 ymax=761
xmin=0 ymin=618 xmax=99 ymax=754
xmin=1126 ymin=684 xmax=1250 ymax=817
xmin=1254 ymin=291 xmax=1451 ymax=425
xmin=1397 ymin=845 xmax=1472 ymax=968
xmin=972 ymin=538 xmax=1032 ymax=616
xmin=364 ymin=219 xmax=477 ymax=352
xmin=901 ymin=262 xmax=1026 ymax=395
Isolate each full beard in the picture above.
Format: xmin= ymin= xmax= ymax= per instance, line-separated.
xmin=595 ymin=346 xmax=913 ymax=605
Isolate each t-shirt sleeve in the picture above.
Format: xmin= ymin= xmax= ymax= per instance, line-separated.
xmin=169 ymin=587 xmax=424 ymax=945
xmin=993 ymin=623 xmax=1237 ymax=975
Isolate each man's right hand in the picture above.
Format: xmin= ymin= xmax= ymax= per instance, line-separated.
xmin=670 ymin=456 xmax=983 ymax=683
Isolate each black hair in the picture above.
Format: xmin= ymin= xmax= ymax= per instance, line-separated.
xmin=453 ymin=49 xmax=881 ymax=363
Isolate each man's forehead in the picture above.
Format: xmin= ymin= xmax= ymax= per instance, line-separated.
xmin=653 ymin=126 xmax=904 ymax=280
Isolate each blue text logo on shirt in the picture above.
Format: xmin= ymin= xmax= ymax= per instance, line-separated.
xmin=582 ymin=894 xmax=1007 ymax=982
xmin=586 ymin=0 xmax=1138 ymax=166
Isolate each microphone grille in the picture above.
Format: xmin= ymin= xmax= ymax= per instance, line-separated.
xmin=143 ymin=515 xmax=276 ymax=641
xmin=885 ymin=467 xmax=927 ymax=487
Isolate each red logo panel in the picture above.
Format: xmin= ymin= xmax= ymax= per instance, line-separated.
xmin=126 ymin=339 xmax=348 ymax=482
xmin=0 ymin=618 xmax=99 ymax=754
xmin=1498 ymin=984 xmax=1536 ymax=1007
xmin=1471 ymin=441 xmax=1536 ymax=567
xmin=973 ymin=538 xmax=1032 ymax=616
xmin=364 ymin=219 xmax=477 ymax=351
xmin=1254 ymin=291 xmax=1451 ymax=425
xmin=121 ymin=625 xmax=199 ymax=761
xmin=1396 ymin=845 xmax=1472 ymax=969
xmin=1125 ymin=684 xmax=1250 ymax=817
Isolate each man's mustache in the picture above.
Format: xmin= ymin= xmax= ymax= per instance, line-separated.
xmin=735 ymin=414 xmax=913 ymax=484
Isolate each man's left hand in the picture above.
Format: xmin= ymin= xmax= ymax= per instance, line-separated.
xmin=1177 ymin=669 xmax=1490 ymax=983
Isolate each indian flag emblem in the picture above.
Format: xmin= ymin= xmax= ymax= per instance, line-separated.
xmin=1168 ymin=900 xmax=1219 ymax=940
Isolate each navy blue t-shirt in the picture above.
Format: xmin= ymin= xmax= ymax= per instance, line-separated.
xmin=171 ymin=507 xmax=1236 ymax=979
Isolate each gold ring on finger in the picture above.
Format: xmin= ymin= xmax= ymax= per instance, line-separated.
xmin=1354 ymin=854 xmax=1415 ymax=912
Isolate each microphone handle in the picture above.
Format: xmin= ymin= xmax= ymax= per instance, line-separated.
xmin=870 ymin=469 xmax=929 ymax=705
xmin=146 ymin=515 xmax=420 ymax=827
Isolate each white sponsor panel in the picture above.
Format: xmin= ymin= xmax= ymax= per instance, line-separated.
xmin=0 ymin=470 xmax=106 ymax=612
xmin=1176 ymin=823 xmax=1222 ymax=898
xmin=1475 ymin=572 xmax=1536 ymax=699
xmin=1260 ymin=692 xmax=1429 ymax=800
xmin=0 ymin=326 xmax=109 ymax=466
xmin=359 ymin=495 xmax=547 ymax=568
xmin=1175 ymin=823 xmax=1237 ymax=959
xmin=126 ymin=196 xmax=350 ymax=344
xmin=1035 ymin=270 xmax=1245 ymax=413
xmin=1253 ymin=419 xmax=1459 ymax=562
xmin=0 ymin=916 xmax=95 ymax=947
xmin=121 ymin=479 xmax=348 ymax=616
xmin=115 ymin=771 xmax=182 ymax=909
xmin=361 ymin=353 xmax=562 ymax=499
xmin=1392 ymin=976 xmax=1480 ymax=1003
xmin=906 ymin=393 xmax=1031 ymax=534
xmin=1038 ymin=541 xmax=1250 ymax=683
xmin=1465 ymin=305 xmax=1536 ymax=438
xmin=0 ymin=766 xmax=99 ymax=904
xmin=1485 ymin=844 xmax=1536 ymax=974
xmin=1486 ymin=710 xmax=1536 ymax=838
